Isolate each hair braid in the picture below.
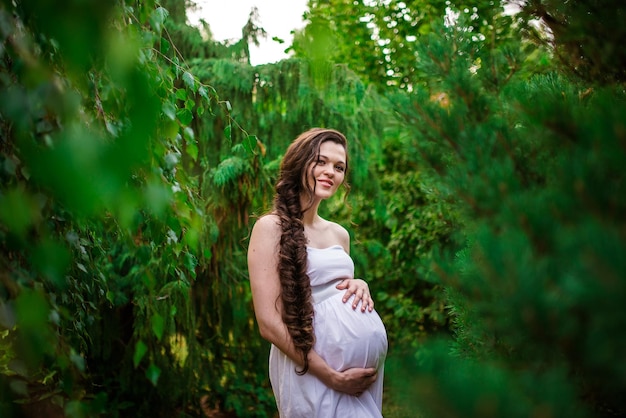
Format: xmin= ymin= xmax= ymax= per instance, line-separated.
xmin=275 ymin=199 xmax=314 ymax=375
xmin=272 ymin=128 xmax=349 ymax=375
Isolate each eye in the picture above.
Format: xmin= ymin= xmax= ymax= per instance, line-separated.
xmin=335 ymin=165 xmax=345 ymax=172
xmin=316 ymin=159 xmax=325 ymax=166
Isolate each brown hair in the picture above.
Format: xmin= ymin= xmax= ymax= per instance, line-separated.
xmin=273 ymin=127 xmax=349 ymax=374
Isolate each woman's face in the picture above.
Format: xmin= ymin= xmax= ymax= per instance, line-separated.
xmin=306 ymin=140 xmax=347 ymax=200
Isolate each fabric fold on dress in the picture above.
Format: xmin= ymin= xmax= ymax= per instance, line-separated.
xmin=269 ymin=245 xmax=388 ymax=418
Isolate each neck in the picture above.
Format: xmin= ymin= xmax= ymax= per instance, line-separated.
xmin=301 ymin=197 xmax=321 ymax=226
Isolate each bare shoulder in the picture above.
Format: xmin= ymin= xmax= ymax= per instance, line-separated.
xmin=327 ymin=220 xmax=349 ymax=238
xmin=248 ymin=214 xmax=281 ymax=267
xmin=251 ymin=213 xmax=280 ymax=234
xmin=249 ymin=214 xmax=281 ymax=247
xmin=327 ymin=220 xmax=350 ymax=251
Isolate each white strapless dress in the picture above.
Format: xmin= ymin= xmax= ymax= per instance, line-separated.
xmin=269 ymin=245 xmax=388 ymax=417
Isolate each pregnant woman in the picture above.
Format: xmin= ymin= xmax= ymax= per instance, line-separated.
xmin=248 ymin=128 xmax=388 ymax=417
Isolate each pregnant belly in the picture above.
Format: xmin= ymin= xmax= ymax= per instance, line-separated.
xmin=313 ymin=292 xmax=388 ymax=371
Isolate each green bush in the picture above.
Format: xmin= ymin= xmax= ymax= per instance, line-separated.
xmin=391 ymin=13 xmax=626 ymax=417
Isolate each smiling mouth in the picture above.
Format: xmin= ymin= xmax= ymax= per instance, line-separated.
xmin=318 ymin=179 xmax=333 ymax=187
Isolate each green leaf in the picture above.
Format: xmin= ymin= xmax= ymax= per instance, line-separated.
xmin=2 ymin=155 xmax=17 ymax=176
xmin=144 ymin=181 xmax=172 ymax=218
xmin=184 ymin=252 xmax=197 ymax=273
xmin=42 ymin=370 xmax=57 ymax=385
xmin=149 ymin=7 xmax=168 ymax=33
xmin=133 ymin=340 xmax=147 ymax=368
xmin=175 ymin=88 xmax=187 ymax=101
xmin=183 ymin=126 xmax=195 ymax=141
xmin=176 ymin=108 xmax=193 ymax=125
xmin=145 ymin=363 xmax=161 ymax=386
xmin=162 ymin=102 xmax=177 ymax=121
xmin=64 ymin=401 xmax=85 ymax=417
xmin=182 ymin=71 xmax=195 ymax=91
xmin=105 ymin=291 xmax=115 ymax=305
xmin=69 ymin=348 xmax=85 ymax=372
xmin=160 ymin=37 xmax=170 ymax=54
xmin=31 ymin=238 xmax=71 ymax=289
xmin=224 ymin=124 xmax=231 ymax=142
xmin=161 ymin=118 xmax=179 ymax=139
xmin=187 ymin=141 xmax=198 ymax=162
xmin=243 ymin=135 xmax=258 ymax=154
xmin=0 ymin=187 xmax=40 ymax=238
xmin=151 ymin=313 xmax=164 ymax=340
xmin=198 ymin=85 xmax=209 ymax=100
xmin=171 ymin=56 xmax=181 ymax=77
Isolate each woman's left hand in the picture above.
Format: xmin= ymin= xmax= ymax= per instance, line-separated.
xmin=336 ymin=278 xmax=374 ymax=312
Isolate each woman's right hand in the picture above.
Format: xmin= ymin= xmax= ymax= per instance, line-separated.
xmin=330 ymin=366 xmax=378 ymax=396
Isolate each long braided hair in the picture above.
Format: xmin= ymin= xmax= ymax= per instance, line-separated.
xmin=273 ymin=128 xmax=349 ymax=375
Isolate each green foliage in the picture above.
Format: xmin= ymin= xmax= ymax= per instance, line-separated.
xmin=181 ymin=6 xmax=520 ymax=416
xmin=520 ymin=0 xmax=626 ymax=84
xmin=4 ymin=1 xmax=594 ymax=417
xmin=389 ymin=12 xmax=626 ymax=417
xmin=0 ymin=0 xmax=248 ymax=416
xmin=188 ymin=52 xmax=392 ymax=417
xmin=342 ymin=137 xmax=461 ymax=352
xmin=392 ymin=338 xmax=588 ymax=418
xmin=295 ymin=0 xmax=530 ymax=90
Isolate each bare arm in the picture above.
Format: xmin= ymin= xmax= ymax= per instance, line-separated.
xmin=247 ymin=215 xmax=377 ymax=395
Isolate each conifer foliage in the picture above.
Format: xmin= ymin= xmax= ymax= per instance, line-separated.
xmin=389 ymin=7 xmax=626 ymax=418
xmin=521 ymin=0 xmax=626 ymax=84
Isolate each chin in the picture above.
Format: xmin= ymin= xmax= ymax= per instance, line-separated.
xmin=317 ymin=191 xmax=335 ymax=199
